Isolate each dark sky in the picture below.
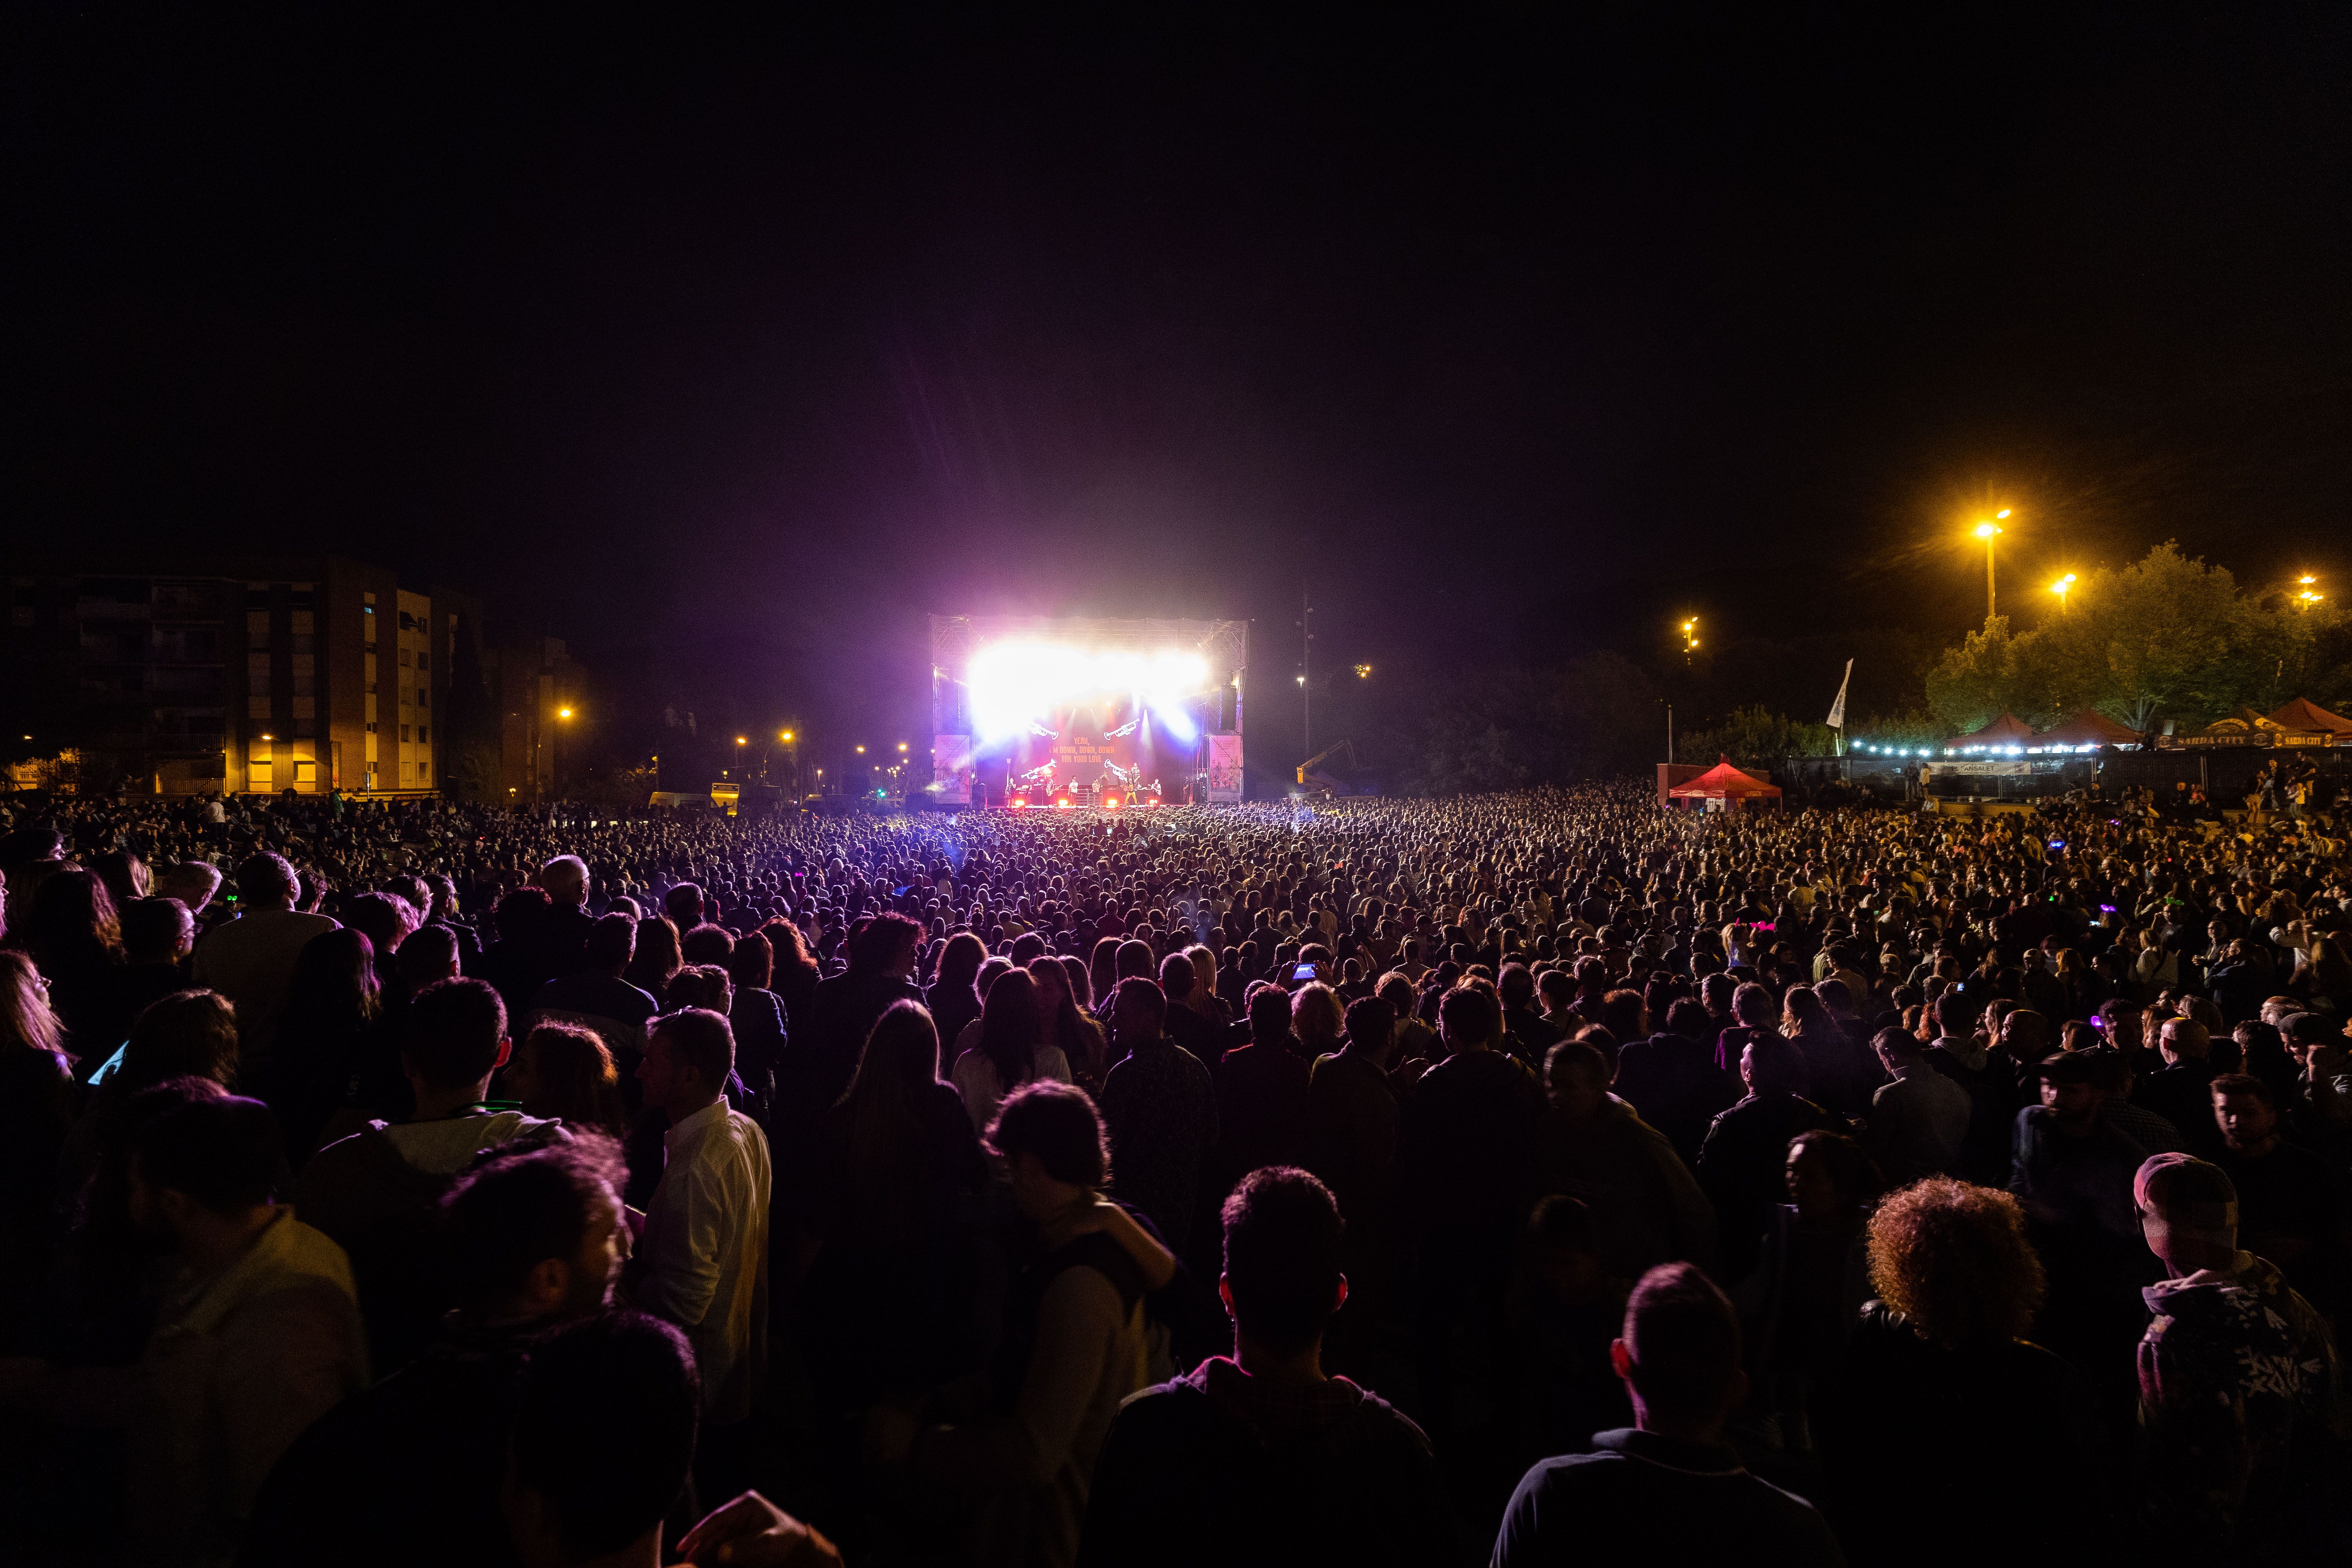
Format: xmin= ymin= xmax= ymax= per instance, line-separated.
xmin=9 ymin=6 xmax=2348 ymax=767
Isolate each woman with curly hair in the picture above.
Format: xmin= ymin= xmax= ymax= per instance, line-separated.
xmin=1818 ymin=1178 xmax=2102 ymax=1566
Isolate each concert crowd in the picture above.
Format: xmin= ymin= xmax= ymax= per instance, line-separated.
xmin=0 ymin=778 xmax=2348 ymax=1566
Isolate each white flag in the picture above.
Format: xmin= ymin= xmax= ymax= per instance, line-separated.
xmin=1826 ymin=658 xmax=1853 ymax=728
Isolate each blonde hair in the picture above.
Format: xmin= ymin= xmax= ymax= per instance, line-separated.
xmin=0 ymin=951 xmax=65 ymax=1057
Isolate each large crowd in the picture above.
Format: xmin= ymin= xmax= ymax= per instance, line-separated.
xmin=1 ymin=778 xmax=2349 ymax=1566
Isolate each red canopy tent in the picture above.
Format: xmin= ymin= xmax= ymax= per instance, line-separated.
xmin=2034 ymin=708 xmax=2141 ymax=749
xmin=1944 ymin=711 xmax=2036 ymax=752
xmin=1667 ymin=758 xmax=1783 ymax=810
xmin=2265 ymin=697 xmax=2352 ymax=735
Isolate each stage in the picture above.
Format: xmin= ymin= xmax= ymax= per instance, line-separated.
xmin=928 ymin=615 xmax=1249 ymax=806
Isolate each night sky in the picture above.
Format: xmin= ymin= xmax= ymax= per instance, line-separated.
xmin=10 ymin=7 xmax=2348 ymax=771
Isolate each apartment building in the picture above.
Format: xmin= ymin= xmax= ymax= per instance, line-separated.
xmin=4 ymin=555 xmax=486 ymax=797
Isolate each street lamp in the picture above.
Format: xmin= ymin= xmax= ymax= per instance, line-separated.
xmin=1973 ymin=510 xmax=2010 ymax=621
xmin=552 ymin=706 xmax=573 ymax=801
xmin=1354 ymin=664 xmax=1372 ymax=679
xmin=2297 ymin=573 xmax=2325 ymax=609
xmin=2051 ymin=573 xmax=2076 ymax=612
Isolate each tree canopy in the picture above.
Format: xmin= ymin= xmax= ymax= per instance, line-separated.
xmin=1924 ymin=543 xmax=2350 ymax=736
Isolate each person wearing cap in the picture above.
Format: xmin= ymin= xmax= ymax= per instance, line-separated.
xmin=2132 ymin=1152 xmax=2345 ymax=1561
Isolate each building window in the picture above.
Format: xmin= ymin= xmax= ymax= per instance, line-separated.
xmin=418 ymin=724 xmax=429 ymax=744
xmin=398 ymin=648 xmax=412 ymax=667
xmin=416 ymin=650 xmax=429 ymax=671
xmin=365 ymin=721 xmax=376 ymax=734
xmin=294 ymin=760 xmax=317 ymax=784
xmin=250 ymin=759 xmax=272 ymax=783
xmin=400 ymin=724 xmax=412 ymax=742
xmin=416 ymin=687 xmax=428 ymax=709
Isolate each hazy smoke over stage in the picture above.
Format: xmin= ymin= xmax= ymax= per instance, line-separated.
xmin=929 ymin=615 xmax=1249 ymax=805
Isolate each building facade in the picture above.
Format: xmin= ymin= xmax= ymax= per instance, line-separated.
xmin=4 ymin=555 xmax=489 ymax=798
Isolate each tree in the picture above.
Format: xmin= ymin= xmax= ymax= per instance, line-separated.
xmin=1363 ymin=652 xmax=1659 ymax=795
xmin=1916 ymin=543 xmax=2343 ymax=734
xmin=440 ymin=620 xmax=505 ymax=802
xmin=1679 ymin=706 xmax=1838 ymax=768
xmin=2070 ymin=543 xmax=2247 ymax=728
xmin=1923 ymin=615 xmax=2020 ymax=735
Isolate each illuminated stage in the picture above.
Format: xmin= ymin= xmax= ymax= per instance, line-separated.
xmin=929 ymin=615 xmax=1248 ymax=806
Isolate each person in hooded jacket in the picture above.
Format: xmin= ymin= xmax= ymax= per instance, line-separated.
xmin=1077 ymin=1166 xmax=1450 ymax=1567
xmin=2131 ymin=1152 xmax=2347 ymax=1565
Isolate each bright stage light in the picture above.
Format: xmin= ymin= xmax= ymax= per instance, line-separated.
xmin=968 ymin=642 xmax=1215 ymax=740
xmin=1105 ymin=795 xmax=1122 ymax=808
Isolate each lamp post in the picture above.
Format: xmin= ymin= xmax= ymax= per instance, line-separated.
xmin=1298 ymin=587 xmax=1313 ymax=760
xmin=1973 ymin=508 xmax=2011 ymax=621
xmin=554 ymin=706 xmax=573 ymax=802
xmin=2051 ymin=573 xmax=2075 ymax=613
xmin=2296 ymin=573 xmax=2325 ymax=610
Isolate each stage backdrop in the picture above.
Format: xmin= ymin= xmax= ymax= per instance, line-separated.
xmin=930 ymin=615 xmax=1248 ymax=803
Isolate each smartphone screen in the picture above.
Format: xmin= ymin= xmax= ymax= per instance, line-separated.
xmin=1292 ymin=963 xmax=1318 ymax=982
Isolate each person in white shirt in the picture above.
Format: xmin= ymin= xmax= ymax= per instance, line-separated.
xmin=630 ymin=1005 xmax=773 ymax=1497
xmin=949 ymin=969 xmax=1073 ymax=1135
xmin=190 ymin=853 xmax=338 ymax=1081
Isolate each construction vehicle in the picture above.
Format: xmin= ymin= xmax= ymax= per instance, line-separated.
xmin=1297 ymin=739 xmax=1367 ymax=797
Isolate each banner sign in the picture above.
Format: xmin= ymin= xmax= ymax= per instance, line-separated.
xmin=1922 ymin=760 xmax=2031 ymax=777
xmin=1209 ymin=733 xmax=1245 ymax=801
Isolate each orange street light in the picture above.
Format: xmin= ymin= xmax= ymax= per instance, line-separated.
xmin=558 ymin=707 xmax=573 ymax=719
xmin=2051 ymin=572 xmax=2076 ymax=612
